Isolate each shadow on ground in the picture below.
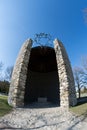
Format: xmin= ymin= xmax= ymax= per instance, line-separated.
xmin=24 ymin=102 xmax=59 ymax=109
xmin=68 ymin=96 xmax=87 ymax=130
xmin=77 ymin=96 xmax=87 ymax=105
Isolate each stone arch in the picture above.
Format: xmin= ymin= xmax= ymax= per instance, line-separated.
xmin=8 ymin=38 xmax=77 ymax=108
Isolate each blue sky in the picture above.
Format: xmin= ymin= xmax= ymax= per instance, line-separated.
xmin=0 ymin=0 xmax=87 ymax=69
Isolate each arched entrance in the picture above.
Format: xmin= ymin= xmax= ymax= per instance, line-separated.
xmin=8 ymin=38 xmax=77 ymax=108
xmin=24 ymin=46 xmax=60 ymax=105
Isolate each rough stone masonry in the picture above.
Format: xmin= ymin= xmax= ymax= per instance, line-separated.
xmin=8 ymin=38 xmax=77 ymax=109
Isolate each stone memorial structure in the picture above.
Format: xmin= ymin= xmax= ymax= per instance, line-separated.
xmin=8 ymin=35 xmax=77 ymax=108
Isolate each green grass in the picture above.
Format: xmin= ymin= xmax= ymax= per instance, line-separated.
xmin=0 ymin=95 xmax=12 ymax=117
xmin=70 ymin=103 xmax=87 ymax=116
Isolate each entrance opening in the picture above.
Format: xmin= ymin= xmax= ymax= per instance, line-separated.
xmin=24 ymin=46 xmax=60 ymax=106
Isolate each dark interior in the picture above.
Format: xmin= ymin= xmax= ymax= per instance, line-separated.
xmin=28 ymin=46 xmax=58 ymax=72
xmin=24 ymin=46 xmax=60 ymax=105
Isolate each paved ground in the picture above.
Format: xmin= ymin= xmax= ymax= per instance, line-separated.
xmin=0 ymin=103 xmax=87 ymax=130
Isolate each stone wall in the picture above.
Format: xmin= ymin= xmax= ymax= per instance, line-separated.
xmin=8 ymin=39 xmax=32 ymax=107
xmin=8 ymin=38 xmax=77 ymax=108
xmin=54 ymin=39 xmax=77 ymax=108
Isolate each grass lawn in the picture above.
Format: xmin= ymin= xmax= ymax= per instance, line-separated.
xmin=70 ymin=97 xmax=87 ymax=117
xmin=0 ymin=95 xmax=12 ymax=117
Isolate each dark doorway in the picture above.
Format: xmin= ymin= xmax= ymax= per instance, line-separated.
xmin=24 ymin=46 xmax=60 ymax=106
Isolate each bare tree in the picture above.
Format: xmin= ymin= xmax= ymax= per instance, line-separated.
xmin=81 ymin=56 xmax=87 ymax=70
xmin=81 ymin=56 xmax=87 ymax=84
xmin=73 ymin=56 xmax=87 ymax=98
xmin=0 ymin=62 xmax=3 ymax=71
xmin=5 ymin=66 xmax=13 ymax=82
xmin=73 ymin=67 xmax=85 ymax=98
xmin=0 ymin=62 xmax=3 ymax=80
